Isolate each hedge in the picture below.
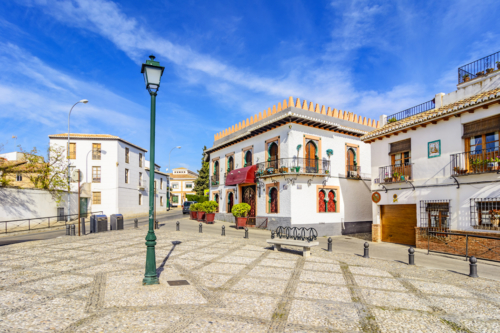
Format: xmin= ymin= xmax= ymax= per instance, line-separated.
xmin=186 ymin=194 xmax=208 ymax=203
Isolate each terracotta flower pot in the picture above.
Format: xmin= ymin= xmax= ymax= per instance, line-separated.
xmin=236 ymin=217 xmax=247 ymax=229
xmin=197 ymin=211 xmax=205 ymax=222
xmin=205 ymin=213 xmax=215 ymax=224
xmin=190 ymin=211 xmax=196 ymax=220
xmin=464 ymin=77 xmax=470 ymax=82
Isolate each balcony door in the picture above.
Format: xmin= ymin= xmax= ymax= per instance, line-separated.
xmin=269 ymin=143 xmax=278 ymax=169
xmin=305 ymin=141 xmax=318 ymax=173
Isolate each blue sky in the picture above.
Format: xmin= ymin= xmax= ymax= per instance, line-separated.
xmin=0 ymin=0 xmax=499 ymax=172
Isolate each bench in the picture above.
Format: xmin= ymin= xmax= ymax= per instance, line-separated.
xmin=266 ymin=239 xmax=319 ymax=257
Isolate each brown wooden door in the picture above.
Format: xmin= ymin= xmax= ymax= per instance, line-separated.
xmin=270 ymin=188 xmax=278 ymax=213
xmin=381 ymin=204 xmax=417 ymax=246
xmin=243 ymin=186 xmax=256 ymax=225
xmin=227 ymin=192 xmax=234 ymax=213
xmin=269 ymin=143 xmax=278 ymax=169
xmin=305 ymin=141 xmax=317 ymax=172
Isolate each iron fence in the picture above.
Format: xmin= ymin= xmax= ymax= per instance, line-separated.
xmin=0 ymin=211 xmax=103 ymax=234
xmin=419 ymin=200 xmax=451 ymax=237
xmin=246 ymin=217 xmax=268 ymax=229
xmin=346 ymin=165 xmax=361 ymax=179
xmin=450 ymin=147 xmax=500 ymax=177
xmin=386 ymin=99 xmax=435 ymax=123
xmin=458 ymin=50 xmax=500 ymax=84
xmin=256 ymin=158 xmax=331 ymax=177
xmin=379 ymin=164 xmax=412 ymax=184
xmin=470 ymin=198 xmax=500 ymax=230
xmin=274 ymin=226 xmax=318 ymax=242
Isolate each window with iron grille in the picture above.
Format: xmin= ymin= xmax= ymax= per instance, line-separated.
xmin=125 ymin=148 xmax=129 ymax=163
xmin=420 ymin=200 xmax=451 ymax=231
xmin=92 ymin=166 xmax=101 ymax=183
xmin=139 ymin=153 xmax=142 ymax=167
xmin=92 ymin=192 xmax=101 ymax=205
xmin=68 ymin=143 xmax=76 ymax=159
xmin=139 ymin=194 xmax=142 ymax=205
xmin=139 ymin=172 xmax=142 ymax=186
xmin=470 ymin=198 xmax=500 ymax=230
xmin=92 ymin=143 xmax=101 ymax=160
xmin=160 ymin=178 xmax=163 ymax=189
xmin=125 ymin=169 xmax=129 ymax=183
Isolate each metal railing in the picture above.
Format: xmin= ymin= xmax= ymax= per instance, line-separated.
xmin=210 ymin=174 xmax=220 ymax=186
xmin=246 ymin=217 xmax=268 ymax=229
xmin=386 ymin=99 xmax=435 ymax=123
xmin=0 ymin=211 xmax=103 ymax=234
xmin=379 ymin=164 xmax=412 ymax=183
xmin=273 ymin=226 xmax=318 ymax=242
xmin=458 ymin=50 xmax=500 ymax=84
xmin=256 ymin=158 xmax=331 ymax=177
xmin=346 ymin=165 xmax=361 ymax=179
xmin=450 ymin=148 xmax=500 ymax=177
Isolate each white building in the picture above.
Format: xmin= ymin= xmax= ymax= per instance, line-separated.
xmin=362 ymin=58 xmax=500 ymax=247
xmin=49 ymin=134 xmax=168 ymax=218
xmin=204 ymin=97 xmax=378 ymax=236
xmin=167 ymin=167 xmax=198 ymax=207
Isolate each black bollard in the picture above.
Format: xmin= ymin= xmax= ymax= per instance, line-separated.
xmin=134 ymin=218 xmax=138 ymax=228
xmin=155 ymin=220 xmax=159 ymax=229
xmin=70 ymin=224 xmax=76 ymax=236
xmin=408 ymin=247 xmax=415 ymax=265
xmin=199 ymin=223 xmax=202 ymax=233
xmin=176 ymin=221 xmax=180 ymax=231
xmin=469 ymin=256 xmax=478 ymax=278
xmin=271 ymin=230 xmax=275 ymax=239
xmin=66 ymin=224 xmax=70 ymax=236
xmin=244 ymin=227 xmax=249 ymax=239
xmin=363 ymin=242 xmax=370 ymax=259
xmin=328 ymin=237 xmax=332 ymax=252
xmin=222 ymin=225 xmax=225 ymax=236
xmin=81 ymin=217 xmax=86 ymax=236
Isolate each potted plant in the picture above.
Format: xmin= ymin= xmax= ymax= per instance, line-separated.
xmin=231 ymin=203 xmax=251 ymax=229
xmin=463 ymin=73 xmax=470 ymax=82
xmin=387 ymin=117 xmax=397 ymax=123
xmin=279 ymin=167 xmax=289 ymax=173
xmin=195 ymin=203 xmax=205 ymax=222
xmin=497 ymin=61 xmax=500 ymax=70
xmin=476 ymin=71 xmax=485 ymax=77
xmin=202 ymin=201 xmax=218 ymax=224
xmin=487 ymin=68 xmax=494 ymax=74
xmin=392 ymin=172 xmax=400 ymax=182
xmin=490 ymin=209 xmax=500 ymax=227
xmin=189 ymin=202 xmax=198 ymax=220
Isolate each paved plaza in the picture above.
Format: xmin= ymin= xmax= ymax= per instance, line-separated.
xmin=1 ymin=225 xmax=500 ymax=332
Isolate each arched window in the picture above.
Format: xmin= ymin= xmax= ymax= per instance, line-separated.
xmin=268 ymin=142 xmax=278 ymax=169
xmin=244 ymin=150 xmax=252 ymax=167
xmin=227 ymin=192 xmax=234 ymax=213
xmin=213 ymin=161 xmax=219 ymax=184
xmin=305 ymin=141 xmax=318 ymax=173
xmin=318 ymin=190 xmax=326 ymax=212
xmin=327 ymin=190 xmax=336 ymax=212
xmin=269 ymin=187 xmax=278 ymax=213
xmin=347 ymin=148 xmax=356 ymax=173
xmin=214 ymin=193 xmax=219 ymax=205
xmin=227 ymin=156 xmax=234 ymax=172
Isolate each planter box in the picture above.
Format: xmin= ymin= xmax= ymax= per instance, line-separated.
xmin=236 ymin=217 xmax=247 ymax=229
xmin=205 ymin=213 xmax=215 ymax=224
xmin=197 ymin=211 xmax=205 ymax=222
xmin=190 ymin=211 xmax=197 ymax=220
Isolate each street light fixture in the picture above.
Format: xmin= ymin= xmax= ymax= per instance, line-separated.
xmin=67 ymin=99 xmax=88 ymax=224
xmin=167 ymin=146 xmax=181 ymax=210
xmin=141 ymin=55 xmax=165 ymax=286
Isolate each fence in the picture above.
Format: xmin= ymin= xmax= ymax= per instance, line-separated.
xmin=450 ymin=147 xmax=500 ymax=177
xmin=379 ymin=164 xmax=413 ymax=184
xmin=0 ymin=211 xmax=103 ymax=234
xmin=346 ymin=165 xmax=361 ymax=179
xmin=386 ymin=99 xmax=435 ymax=123
xmin=256 ymin=158 xmax=331 ymax=177
xmin=458 ymin=50 xmax=500 ymax=84
xmin=246 ymin=217 xmax=268 ymax=229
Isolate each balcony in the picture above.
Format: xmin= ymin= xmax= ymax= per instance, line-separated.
xmin=210 ymin=175 xmax=220 ymax=186
xmin=379 ymin=164 xmax=413 ymax=184
xmin=451 ymin=148 xmax=500 ymax=176
xmin=386 ymin=99 xmax=435 ymax=124
xmin=255 ymin=158 xmax=330 ymax=178
xmin=458 ymin=50 xmax=500 ymax=84
xmin=346 ymin=165 xmax=361 ymax=179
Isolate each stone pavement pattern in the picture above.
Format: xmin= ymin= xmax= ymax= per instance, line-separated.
xmin=1 ymin=227 xmax=500 ymax=332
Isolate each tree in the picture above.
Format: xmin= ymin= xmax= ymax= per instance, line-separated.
xmin=193 ymin=145 xmax=209 ymax=196
xmin=19 ymin=145 xmax=69 ymax=204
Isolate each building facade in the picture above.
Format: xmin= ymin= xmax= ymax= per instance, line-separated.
xmin=167 ymin=167 xmax=198 ymax=207
xmin=49 ymin=134 xmax=168 ymax=218
xmin=362 ymin=62 xmax=500 ymax=248
xmin=205 ymin=97 xmax=378 ymax=236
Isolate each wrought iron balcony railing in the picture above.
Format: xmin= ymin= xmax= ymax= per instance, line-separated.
xmin=256 ymin=158 xmax=330 ymax=177
xmin=210 ymin=175 xmax=220 ymax=186
xmin=379 ymin=164 xmax=412 ymax=184
xmin=458 ymin=50 xmax=500 ymax=84
xmin=451 ymin=148 xmax=500 ymax=176
xmin=386 ymin=99 xmax=435 ymax=124
xmin=346 ymin=165 xmax=361 ymax=179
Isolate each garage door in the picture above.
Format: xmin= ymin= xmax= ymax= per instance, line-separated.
xmin=381 ymin=204 xmax=417 ymax=246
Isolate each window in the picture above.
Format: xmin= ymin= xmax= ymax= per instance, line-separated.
xmin=125 ymin=169 xmax=129 ymax=183
xmin=227 ymin=191 xmax=234 ymax=213
xmin=266 ymin=183 xmax=279 ymax=213
xmin=305 ymin=140 xmax=318 ymax=173
xmin=317 ymin=186 xmax=338 ymax=213
xmin=186 ymin=183 xmax=193 ymax=189
xmin=16 ymin=173 xmax=22 ymax=182
xmin=212 ymin=160 xmax=220 ymax=184
xmin=139 ymin=172 xmax=142 ymax=186
xmin=160 ymin=196 xmax=163 ymax=206
xmin=172 ymin=183 xmax=179 ymax=189
xmin=125 ymin=148 xmax=129 ymax=163
xmin=139 ymin=194 xmax=142 ymax=205
xmin=160 ymin=178 xmax=163 ymax=189
xmin=68 ymin=143 xmax=76 ymax=159
xmin=139 ymin=153 xmax=142 ymax=167
xmin=268 ymin=142 xmax=278 ymax=169
xmin=346 ymin=144 xmax=359 ymax=176
xmin=420 ymin=200 xmax=450 ymax=231
xmin=227 ymin=155 xmax=234 ymax=172
xmin=92 ymin=166 xmax=101 ymax=183
xmin=388 ymin=139 xmax=412 ymax=181
xmin=172 ymin=195 xmax=178 ymax=203
xmin=92 ymin=143 xmax=101 ymax=160
xmin=57 ymin=207 xmax=65 ymax=221
xmin=92 ymin=192 xmax=101 ymax=205
xmin=154 ymin=181 xmax=157 ymax=192
xmin=470 ymin=198 xmax=500 ymax=230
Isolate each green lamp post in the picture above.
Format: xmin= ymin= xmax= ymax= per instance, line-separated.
xmin=141 ymin=55 xmax=165 ymax=285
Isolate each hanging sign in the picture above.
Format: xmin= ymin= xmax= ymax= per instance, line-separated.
xmin=371 ymin=192 xmax=381 ymax=203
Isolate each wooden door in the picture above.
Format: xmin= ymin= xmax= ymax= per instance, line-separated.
xmin=381 ymin=204 xmax=417 ymax=246
xmin=305 ymin=141 xmax=317 ymax=173
xmin=243 ymin=186 xmax=256 ymax=225
xmin=269 ymin=143 xmax=278 ymax=169
xmin=270 ymin=188 xmax=278 ymax=213
xmin=227 ymin=192 xmax=234 ymax=213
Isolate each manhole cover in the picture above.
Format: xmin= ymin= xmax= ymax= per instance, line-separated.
xmin=167 ymin=280 xmax=190 ymax=286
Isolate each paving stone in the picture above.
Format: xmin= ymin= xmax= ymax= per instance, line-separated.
xmin=295 ymin=282 xmax=352 ymax=302
xmin=303 ymin=262 xmax=342 ymax=273
xmin=0 ymin=290 xmax=48 ymax=314
xmin=372 ymin=308 xmax=454 ymax=333
xmin=354 ymin=275 xmax=406 ymax=291
xmin=248 ymin=266 xmax=294 ymax=280
xmin=349 ymin=266 xmax=393 ymax=277
xmin=429 ymin=296 xmax=500 ymax=319
xmin=409 ymin=279 xmax=474 ymax=298
xmin=15 ymin=274 xmax=93 ymax=293
xmin=217 ymin=255 xmax=257 ymax=265
xmin=361 ymin=289 xmax=431 ymax=311
xmin=299 ymin=271 xmax=345 ymax=285
xmin=200 ymin=263 xmax=246 ymax=275
xmin=191 ymin=272 xmax=234 ymax=287
xmin=233 ymin=277 xmax=288 ymax=295
xmin=212 ymin=293 xmax=279 ymax=320
xmin=461 ymin=319 xmax=500 ymax=333
xmin=259 ymin=258 xmax=297 ymax=268
xmin=184 ymin=317 xmax=268 ymax=333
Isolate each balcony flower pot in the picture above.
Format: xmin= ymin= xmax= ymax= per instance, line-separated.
xmin=205 ymin=213 xmax=215 ymax=223
xmin=497 ymin=62 xmax=500 ymax=70
xmin=197 ymin=211 xmax=205 ymax=222
xmin=486 ymin=68 xmax=494 ymax=74
xmin=236 ymin=217 xmax=247 ymax=229
xmin=464 ymin=76 xmax=470 ymax=82
xmin=476 ymin=71 xmax=484 ymax=76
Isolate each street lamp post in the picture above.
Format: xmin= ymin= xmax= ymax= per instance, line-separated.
xmin=67 ymin=100 xmax=88 ymax=223
xmin=141 ymin=55 xmax=165 ymax=286
xmin=167 ymin=146 xmax=181 ymax=210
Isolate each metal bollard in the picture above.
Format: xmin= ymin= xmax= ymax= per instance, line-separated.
xmin=155 ymin=220 xmax=159 ymax=229
xmin=328 ymin=237 xmax=332 ymax=252
xmin=469 ymin=256 xmax=478 ymax=278
xmin=66 ymin=224 xmax=70 ymax=236
xmin=222 ymin=225 xmax=225 ymax=236
xmin=408 ymin=247 xmax=415 ymax=265
xmin=176 ymin=221 xmax=180 ymax=231
xmin=81 ymin=217 xmax=85 ymax=236
xmin=134 ymin=218 xmax=138 ymax=228
xmin=70 ymin=224 xmax=76 ymax=236
xmin=199 ymin=223 xmax=202 ymax=233
xmin=244 ymin=227 xmax=249 ymax=239
xmin=271 ymin=230 xmax=275 ymax=239
xmin=363 ymin=242 xmax=370 ymax=259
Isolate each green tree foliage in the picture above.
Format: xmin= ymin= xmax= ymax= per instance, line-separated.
xmin=193 ymin=145 xmax=209 ymax=196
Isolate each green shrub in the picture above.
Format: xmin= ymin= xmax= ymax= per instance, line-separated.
xmin=186 ymin=194 xmax=208 ymax=203
xmin=189 ymin=203 xmax=199 ymax=212
xmin=231 ymin=203 xmax=251 ymax=218
xmin=201 ymin=201 xmax=218 ymax=213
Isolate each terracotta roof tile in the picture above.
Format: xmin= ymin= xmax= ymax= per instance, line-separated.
xmin=49 ymin=133 xmax=119 ymax=139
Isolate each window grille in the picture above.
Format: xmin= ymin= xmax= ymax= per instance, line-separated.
xmin=92 ymin=143 xmax=101 ymax=160
xmin=420 ymin=200 xmax=451 ymax=231
xmin=139 ymin=153 xmax=142 ymax=167
xmin=125 ymin=169 xmax=129 ymax=183
xmin=470 ymin=198 xmax=500 ymax=230
xmin=139 ymin=172 xmax=142 ymax=186
xmin=125 ymin=148 xmax=129 ymax=163
xmin=92 ymin=166 xmax=101 ymax=183
xmin=92 ymin=192 xmax=101 ymax=205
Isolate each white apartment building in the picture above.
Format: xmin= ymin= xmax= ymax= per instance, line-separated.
xmin=204 ymin=97 xmax=378 ymax=236
xmin=362 ymin=53 xmax=500 ymax=248
xmin=49 ymin=134 xmax=168 ymax=218
xmin=168 ymin=167 xmax=197 ymax=207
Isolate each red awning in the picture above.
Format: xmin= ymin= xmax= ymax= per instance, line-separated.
xmin=225 ymin=165 xmax=257 ymax=186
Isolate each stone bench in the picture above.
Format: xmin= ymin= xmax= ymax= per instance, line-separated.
xmin=266 ymin=239 xmax=319 ymax=257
